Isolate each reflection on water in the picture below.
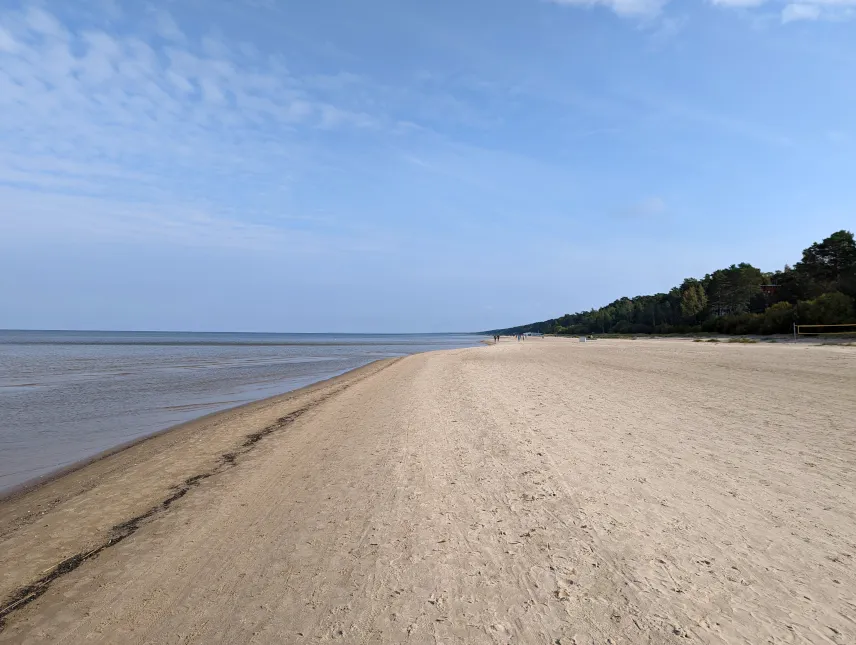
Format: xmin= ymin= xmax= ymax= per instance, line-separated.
xmin=0 ymin=331 xmax=484 ymax=493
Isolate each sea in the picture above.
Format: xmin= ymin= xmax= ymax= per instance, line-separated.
xmin=0 ymin=330 xmax=485 ymax=494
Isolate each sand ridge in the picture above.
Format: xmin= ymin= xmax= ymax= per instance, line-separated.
xmin=1 ymin=338 xmax=854 ymax=644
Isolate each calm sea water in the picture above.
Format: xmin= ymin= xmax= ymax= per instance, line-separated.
xmin=0 ymin=330 xmax=485 ymax=494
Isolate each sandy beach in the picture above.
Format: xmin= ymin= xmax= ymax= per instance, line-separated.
xmin=1 ymin=338 xmax=855 ymax=644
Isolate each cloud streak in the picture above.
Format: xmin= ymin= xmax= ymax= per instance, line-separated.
xmin=782 ymin=3 xmax=822 ymax=21
xmin=547 ymin=0 xmax=856 ymax=22
xmin=546 ymin=0 xmax=669 ymax=17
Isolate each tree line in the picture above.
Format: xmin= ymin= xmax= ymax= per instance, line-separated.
xmin=491 ymin=230 xmax=856 ymax=337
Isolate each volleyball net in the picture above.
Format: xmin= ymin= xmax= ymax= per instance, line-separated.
xmin=794 ymin=323 xmax=856 ymax=336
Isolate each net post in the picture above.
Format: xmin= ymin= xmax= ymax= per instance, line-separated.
xmin=793 ymin=322 xmax=797 ymax=342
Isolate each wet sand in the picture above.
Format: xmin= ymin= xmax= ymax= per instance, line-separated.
xmin=1 ymin=338 xmax=855 ymax=644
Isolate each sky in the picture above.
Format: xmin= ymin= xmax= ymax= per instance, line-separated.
xmin=0 ymin=0 xmax=854 ymax=332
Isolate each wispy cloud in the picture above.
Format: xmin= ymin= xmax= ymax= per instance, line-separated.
xmin=149 ymin=6 xmax=185 ymax=42
xmin=780 ymin=0 xmax=856 ymax=22
xmin=547 ymin=0 xmax=856 ymax=22
xmin=0 ymin=181 xmax=388 ymax=258
xmin=546 ymin=0 xmax=669 ymax=18
xmin=707 ymin=0 xmax=856 ymax=22
xmin=613 ymin=195 xmax=668 ymax=219
xmin=710 ymin=0 xmax=768 ymax=7
xmin=612 ymin=86 xmax=794 ymax=148
xmin=638 ymin=195 xmax=667 ymax=214
xmin=782 ymin=3 xmax=822 ymax=21
xmin=646 ymin=14 xmax=689 ymax=45
xmin=0 ymin=24 xmax=16 ymax=51
xmin=0 ymin=1 xmax=391 ymax=251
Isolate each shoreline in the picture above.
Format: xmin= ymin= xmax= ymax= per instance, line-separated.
xmin=0 ymin=358 xmax=395 ymax=506
xmin=0 ymin=357 xmax=392 ymax=504
xmin=0 ymin=356 xmax=403 ymax=622
xmin=1 ymin=332 xmax=487 ymax=497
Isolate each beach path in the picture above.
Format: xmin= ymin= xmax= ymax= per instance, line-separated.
xmin=1 ymin=338 xmax=855 ymax=644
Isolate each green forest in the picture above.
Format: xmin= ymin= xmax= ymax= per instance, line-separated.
xmin=493 ymin=230 xmax=856 ymax=337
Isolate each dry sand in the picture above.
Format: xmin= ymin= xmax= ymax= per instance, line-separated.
xmin=1 ymin=338 xmax=855 ymax=644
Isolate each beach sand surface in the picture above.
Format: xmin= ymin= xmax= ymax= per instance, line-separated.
xmin=1 ymin=338 xmax=855 ymax=644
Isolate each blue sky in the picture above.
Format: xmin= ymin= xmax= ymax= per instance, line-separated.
xmin=1 ymin=0 xmax=854 ymax=332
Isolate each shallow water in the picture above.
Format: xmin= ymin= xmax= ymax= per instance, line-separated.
xmin=0 ymin=330 xmax=484 ymax=493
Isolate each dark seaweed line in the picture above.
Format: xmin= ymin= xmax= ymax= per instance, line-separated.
xmin=0 ymin=359 xmax=396 ymax=630
xmin=0 ymin=410 xmax=312 ymax=629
